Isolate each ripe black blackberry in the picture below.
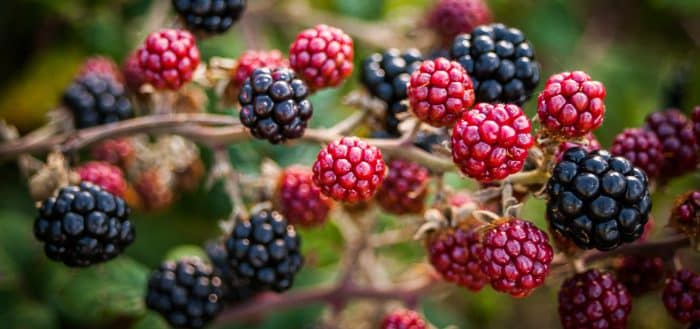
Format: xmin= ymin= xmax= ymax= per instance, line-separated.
xmin=360 ymin=49 xmax=423 ymax=135
xmin=449 ymin=23 xmax=539 ymax=104
xmin=224 ymin=209 xmax=303 ymax=292
xmin=546 ymin=147 xmax=651 ymax=251
xmin=204 ymin=241 xmax=256 ymax=303
xmin=33 ymin=182 xmax=134 ymax=267
xmin=239 ymin=68 xmax=313 ymax=144
xmin=145 ymin=257 xmax=224 ymax=329
xmin=62 ymin=74 xmax=133 ymax=128
xmin=172 ymin=0 xmax=246 ymax=33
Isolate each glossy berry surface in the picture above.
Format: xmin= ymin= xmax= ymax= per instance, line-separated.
xmin=137 ymin=29 xmax=200 ymax=90
xmin=276 ymin=166 xmax=332 ymax=227
xmin=547 ymin=148 xmax=652 ymax=251
xmin=172 ymin=0 xmax=246 ymax=33
xmin=427 ymin=0 xmax=492 ymax=45
xmin=537 ymin=70 xmax=606 ymax=138
xmin=644 ymin=109 xmax=699 ymax=178
xmin=91 ymin=138 xmax=135 ymax=167
xmin=145 ymin=257 xmax=223 ymax=329
xmin=312 ymin=137 xmax=386 ymax=203
xmin=451 ymin=103 xmax=533 ymax=182
xmin=238 ymin=68 xmax=313 ymax=143
xmin=555 ymin=132 xmax=601 ymax=162
xmin=289 ymin=24 xmax=353 ymax=90
xmin=375 ymin=159 xmax=430 ymax=215
xmin=663 ymin=270 xmax=700 ymax=324
xmin=205 ymin=241 xmax=255 ymax=303
xmin=558 ymin=269 xmax=632 ymax=329
xmin=610 ymin=128 xmax=664 ymax=179
xmin=428 ymin=227 xmax=487 ymax=291
xmin=62 ymin=74 xmax=133 ymax=128
xmin=670 ymin=191 xmax=700 ymax=237
xmin=381 ymin=309 xmax=427 ymax=329
xmin=78 ymin=56 xmax=123 ymax=82
xmin=614 ymin=255 xmax=665 ymax=296
xmin=407 ymin=57 xmax=475 ymax=127
xmin=76 ymin=161 xmax=127 ymax=197
xmin=232 ymin=50 xmax=288 ymax=90
xmin=33 ymin=182 xmax=134 ymax=267
xmin=450 ymin=23 xmax=539 ymax=104
xmin=480 ymin=219 xmax=553 ymax=297
xmin=360 ymin=48 xmax=423 ymax=135
xmin=224 ymin=209 xmax=303 ymax=292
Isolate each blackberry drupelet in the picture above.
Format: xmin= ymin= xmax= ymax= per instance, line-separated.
xmin=145 ymin=257 xmax=224 ymax=329
xmin=449 ymin=23 xmax=539 ymax=104
xmin=62 ymin=74 xmax=133 ymax=128
xmin=546 ymin=148 xmax=652 ymax=251
xmin=204 ymin=241 xmax=256 ymax=303
xmin=33 ymin=182 xmax=134 ymax=267
xmin=360 ymin=49 xmax=423 ymax=135
xmin=239 ymin=68 xmax=313 ymax=143
xmin=224 ymin=209 xmax=303 ymax=292
xmin=172 ymin=0 xmax=246 ymax=33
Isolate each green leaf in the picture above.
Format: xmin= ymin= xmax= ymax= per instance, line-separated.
xmin=132 ymin=313 xmax=169 ymax=329
xmin=52 ymin=257 xmax=149 ymax=326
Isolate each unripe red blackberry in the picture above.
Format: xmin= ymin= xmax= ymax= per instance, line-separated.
xmin=78 ymin=56 xmax=123 ymax=82
xmin=451 ymin=103 xmax=534 ymax=182
xmin=610 ymin=128 xmax=664 ymax=179
xmin=76 ymin=161 xmax=127 ymax=197
xmin=145 ymin=257 xmax=223 ymax=329
xmin=62 ymin=74 xmax=133 ymax=128
xmin=91 ymin=138 xmax=135 ymax=168
xmin=480 ymin=218 xmax=553 ymax=297
xmin=289 ymin=24 xmax=353 ymax=90
xmin=663 ymin=269 xmax=700 ymax=324
xmin=427 ymin=227 xmax=487 ymax=291
xmin=547 ymin=148 xmax=652 ymax=251
xmin=312 ymin=137 xmax=386 ymax=203
xmin=231 ymin=50 xmax=289 ymax=90
xmin=375 ymin=159 xmax=430 ymax=215
xmin=224 ymin=209 xmax=304 ymax=292
xmin=33 ymin=183 xmax=134 ymax=267
xmin=614 ymin=255 xmax=666 ymax=296
xmin=537 ymin=70 xmax=606 ymax=138
xmin=449 ymin=23 xmax=540 ymax=104
xmin=381 ymin=309 xmax=427 ymax=329
xmin=407 ymin=57 xmax=475 ymax=127
xmin=555 ymin=132 xmax=601 ymax=162
xmin=137 ymin=29 xmax=200 ymax=90
xmin=276 ymin=166 xmax=333 ymax=227
xmin=172 ymin=0 xmax=246 ymax=33
xmin=426 ymin=0 xmax=492 ymax=45
xmin=123 ymin=51 xmax=145 ymax=92
xmin=558 ymin=269 xmax=632 ymax=329
xmin=238 ymin=68 xmax=313 ymax=143
xmin=644 ymin=109 xmax=699 ymax=178
xmin=670 ymin=191 xmax=700 ymax=238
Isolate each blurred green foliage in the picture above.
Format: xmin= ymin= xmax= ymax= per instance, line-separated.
xmin=1 ymin=0 xmax=699 ymax=328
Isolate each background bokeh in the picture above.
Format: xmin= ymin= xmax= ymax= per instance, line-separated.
xmin=1 ymin=0 xmax=699 ymax=328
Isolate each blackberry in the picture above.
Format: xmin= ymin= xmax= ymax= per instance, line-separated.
xmin=145 ymin=257 xmax=224 ymax=329
xmin=62 ymin=74 xmax=133 ymax=128
xmin=663 ymin=269 xmax=700 ymax=324
xmin=558 ymin=269 xmax=632 ymax=329
xmin=644 ymin=109 xmax=699 ymax=179
xmin=449 ymin=23 xmax=539 ymax=104
xmin=239 ymin=68 xmax=313 ymax=144
xmin=204 ymin=241 xmax=255 ymax=303
xmin=172 ymin=0 xmax=246 ymax=33
xmin=413 ymin=130 xmax=448 ymax=153
xmin=360 ymin=49 xmax=423 ymax=135
xmin=546 ymin=148 xmax=652 ymax=251
xmin=33 ymin=182 xmax=134 ymax=267
xmin=224 ymin=209 xmax=303 ymax=292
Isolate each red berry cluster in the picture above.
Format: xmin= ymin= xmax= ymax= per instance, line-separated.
xmin=78 ymin=56 xmax=123 ymax=82
xmin=381 ymin=309 xmax=427 ymax=329
xmin=663 ymin=270 xmax=700 ymax=324
xmin=312 ymin=137 xmax=386 ymax=203
xmin=277 ymin=166 xmax=333 ymax=227
xmin=427 ymin=227 xmax=488 ymax=291
xmin=558 ymin=269 xmax=632 ymax=329
xmin=426 ymin=0 xmax=492 ymax=44
xmin=91 ymin=138 xmax=135 ymax=167
xmin=375 ymin=159 xmax=430 ymax=215
xmin=232 ymin=50 xmax=289 ymax=89
xmin=137 ymin=29 xmax=200 ymax=90
xmin=480 ymin=219 xmax=553 ymax=297
xmin=451 ymin=103 xmax=533 ymax=182
xmin=76 ymin=161 xmax=127 ymax=197
xmin=537 ymin=71 xmax=606 ymax=138
xmin=614 ymin=255 xmax=666 ymax=296
xmin=122 ymin=51 xmax=145 ymax=92
xmin=610 ymin=128 xmax=665 ymax=179
xmin=408 ymin=57 xmax=475 ymax=127
xmin=644 ymin=109 xmax=699 ymax=178
xmin=289 ymin=24 xmax=354 ymax=90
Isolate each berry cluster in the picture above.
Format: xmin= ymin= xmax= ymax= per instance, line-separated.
xmin=289 ymin=24 xmax=354 ymax=90
xmin=231 ymin=50 xmax=289 ymax=90
xmin=427 ymin=0 xmax=492 ymax=44
xmin=670 ymin=191 xmax=700 ymax=237
xmin=78 ymin=56 xmax=123 ymax=82
xmin=137 ymin=29 xmax=200 ymax=90
xmin=75 ymin=161 xmax=127 ymax=197
xmin=63 ymin=74 xmax=133 ymax=128
xmin=375 ymin=159 xmax=430 ymax=215
xmin=381 ymin=309 xmax=428 ymax=329
xmin=427 ymin=227 xmax=487 ymax=291
xmin=276 ymin=166 xmax=333 ymax=227
xmin=644 ymin=109 xmax=699 ymax=178
xmin=663 ymin=270 xmax=700 ymax=324
xmin=172 ymin=0 xmax=246 ymax=33
xmin=558 ymin=269 xmax=632 ymax=329
xmin=610 ymin=128 xmax=664 ymax=179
